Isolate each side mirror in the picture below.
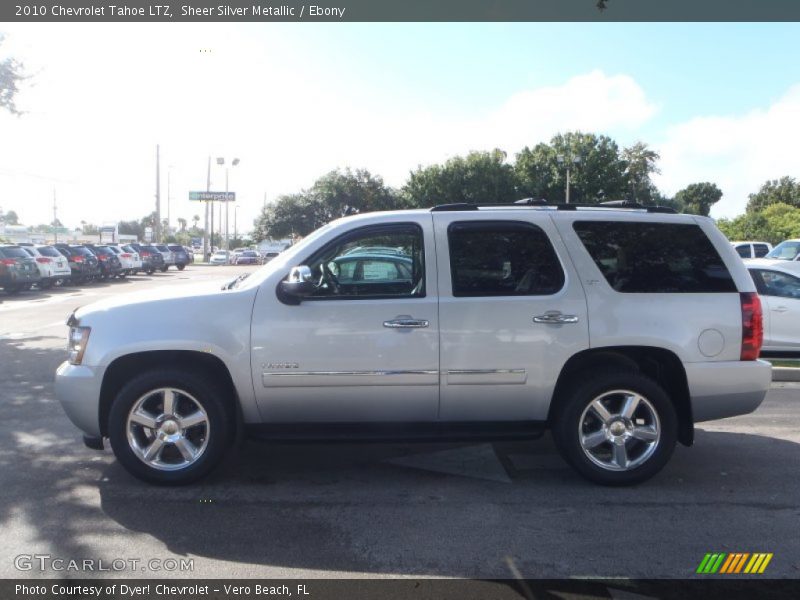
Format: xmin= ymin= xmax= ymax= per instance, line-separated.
xmin=280 ymin=265 xmax=316 ymax=301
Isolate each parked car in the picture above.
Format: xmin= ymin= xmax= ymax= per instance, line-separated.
xmin=167 ymin=245 xmax=190 ymax=270
xmin=262 ymin=251 xmax=281 ymax=263
xmin=128 ymin=244 xmax=164 ymax=275
xmin=210 ymin=250 xmax=230 ymax=265
xmin=764 ymin=239 xmax=800 ymax=262
xmin=234 ymin=250 xmax=262 ymax=265
xmin=106 ymin=244 xmax=141 ymax=275
xmin=86 ymin=245 xmax=123 ymax=280
xmin=56 ymin=203 xmax=770 ymax=486
xmin=747 ymin=260 xmax=800 ymax=353
xmin=183 ymin=246 xmax=195 ymax=264
xmin=0 ymin=244 xmax=42 ymax=293
xmin=731 ymin=241 xmax=772 ymax=259
xmin=153 ymin=244 xmax=175 ymax=271
xmin=19 ymin=244 xmax=71 ymax=289
xmin=54 ymin=244 xmax=101 ymax=284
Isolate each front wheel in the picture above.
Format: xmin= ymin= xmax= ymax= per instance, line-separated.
xmin=551 ymin=370 xmax=677 ymax=486
xmin=108 ymin=369 xmax=234 ymax=485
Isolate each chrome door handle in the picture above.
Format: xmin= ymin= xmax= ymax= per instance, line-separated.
xmin=383 ymin=318 xmax=429 ymax=329
xmin=533 ymin=312 xmax=579 ymax=324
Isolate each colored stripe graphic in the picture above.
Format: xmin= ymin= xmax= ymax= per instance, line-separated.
xmin=699 ymin=552 xmax=773 ymax=574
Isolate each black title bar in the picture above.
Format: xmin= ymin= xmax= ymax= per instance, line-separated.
xmin=4 ymin=0 xmax=800 ymax=22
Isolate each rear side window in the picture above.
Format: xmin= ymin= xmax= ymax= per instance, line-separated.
xmin=573 ymin=221 xmax=736 ymax=293
xmin=734 ymin=244 xmax=751 ymax=258
xmin=448 ymin=221 xmax=565 ymax=297
xmin=753 ymin=244 xmax=770 ymax=258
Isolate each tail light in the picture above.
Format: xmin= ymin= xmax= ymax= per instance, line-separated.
xmin=36 ymin=257 xmax=52 ymax=264
xmin=121 ymin=253 xmax=132 ymax=258
xmin=740 ymin=292 xmax=763 ymax=361
xmin=141 ymin=251 xmax=150 ymax=257
xmin=98 ymin=255 xmax=108 ymax=261
xmin=0 ymin=258 xmax=15 ymax=266
xmin=70 ymin=255 xmax=84 ymax=263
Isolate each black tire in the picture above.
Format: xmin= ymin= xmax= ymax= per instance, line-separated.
xmin=160 ymin=265 xmax=169 ymax=272
xmin=551 ymin=369 xmax=677 ymax=486
xmin=177 ymin=264 xmax=185 ymax=271
xmin=146 ymin=268 xmax=155 ymax=275
xmin=39 ymin=279 xmax=54 ymax=290
xmin=108 ymin=368 xmax=234 ymax=485
xmin=4 ymin=284 xmax=22 ymax=295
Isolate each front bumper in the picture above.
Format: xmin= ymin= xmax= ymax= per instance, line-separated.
xmin=686 ymin=359 xmax=772 ymax=422
xmin=55 ymin=361 xmax=105 ymax=437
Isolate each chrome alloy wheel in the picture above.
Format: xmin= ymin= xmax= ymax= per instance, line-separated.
xmin=578 ymin=389 xmax=661 ymax=472
xmin=126 ymin=387 xmax=210 ymax=471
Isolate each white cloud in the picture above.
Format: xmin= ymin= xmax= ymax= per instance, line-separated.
xmin=655 ymin=84 xmax=800 ymax=218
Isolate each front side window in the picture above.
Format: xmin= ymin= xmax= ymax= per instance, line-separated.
xmin=302 ymin=224 xmax=424 ymax=299
xmin=750 ymin=269 xmax=800 ymax=299
xmin=447 ymin=221 xmax=564 ymax=297
xmin=574 ymin=221 xmax=736 ymax=293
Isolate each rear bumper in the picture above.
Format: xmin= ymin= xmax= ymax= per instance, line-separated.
xmin=686 ymin=359 xmax=772 ymax=422
xmin=55 ymin=361 xmax=105 ymax=437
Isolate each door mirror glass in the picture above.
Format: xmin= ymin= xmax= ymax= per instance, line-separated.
xmin=280 ymin=265 xmax=316 ymax=301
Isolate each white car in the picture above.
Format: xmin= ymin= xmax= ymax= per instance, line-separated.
xmin=19 ymin=244 xmax=72 ymax=289
xmin=120 ymin=245 xmax=144 ymax=273
xmin=210 ymin=250 xmax=229 ymax=265
xmin=55 ymin=202 xmax=770 ymax=486
xmin=103 ymin=245 xmax=136 ymax=277
xmin=746 ymin=259 xmax=800 ymax=352
xmin=764 ymin=239 xmax=800 ymax=262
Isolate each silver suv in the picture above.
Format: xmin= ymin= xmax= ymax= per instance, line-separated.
xmin=55 ymin=202 xmax=771 ymax=485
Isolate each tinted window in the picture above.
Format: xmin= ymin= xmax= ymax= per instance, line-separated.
xmin=72 ymin=246 xmax=96 ymax=257
xmin=735 ymin=244 xmax=751 ymax=258
xmin=574 ymin=221 xmax=736 ymax=293
xmin=448 ymin=221 xmax=564 ymax=297
xmin=750 ymin=269 xmax=800 ymax=299
xmin=21 ymin=247 xmax=36 ymax=257
xmin=0 ymin=246 xmax=30 ymax=258
xmin=303 ymin=224 xmax=424 ymax=299
xmin=36 ymin=246 xmax=62 ymax=258
xmin=168 ymin=245 xmax=183 ymax=252
xmin=753 ymin=244 xmax=770 ymax=258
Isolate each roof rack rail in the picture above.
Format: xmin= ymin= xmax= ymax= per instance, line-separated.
xmin=430 ymin=199 xmax=677 ymax=214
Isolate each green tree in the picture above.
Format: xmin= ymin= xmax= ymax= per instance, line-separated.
xmin=622 ymin=141 xmax=661 ymax=203
xmin=404 ymin=149 xmax=519 ymax=207
xmin=0 ymin=34 xmax=26 ymax=115
xmin=675 ymin=182 xmax=723 ymax=216
xmin=254 ymin=169 xmax=404 ymax=240
xmin=3 ymin=209 xmax=19 ymax=225
xmin=717 ymin=202 xmax=800 ymax=245
xmin=118 ymin=220 xmax=144 ymax=240
xmin=515 ymin=132 xmax=627 ymax=203
xmin=177 ymin=217 xmax=187 ymax=232
xmin=746 ymin=176 xmax=800 ymax=213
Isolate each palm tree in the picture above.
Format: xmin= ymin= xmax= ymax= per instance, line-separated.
xmin=192 ymin=215 xmax=200 ymax=231
xmin=178 ymin=217 xmax=187 ymax=232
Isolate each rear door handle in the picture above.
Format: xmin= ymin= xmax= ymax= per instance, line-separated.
xmin=383 ymin=317 xmax=429 ymax=329
xmin=533 ymin=311 xmax=579 ymax=324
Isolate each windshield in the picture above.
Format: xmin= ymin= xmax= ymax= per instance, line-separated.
xmin=766 ymin=241 xmax=800 ymax=261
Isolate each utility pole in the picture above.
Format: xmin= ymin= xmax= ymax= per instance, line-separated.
xmin=155 ymin=144 xmax=161 ymax=243
xmin=225 ymin=168 xmax=229 ymax=250
xmin=53 ymin=189 xmax=58 ymax=244
xmin=204 ymin=156 xmax=211 ymax=261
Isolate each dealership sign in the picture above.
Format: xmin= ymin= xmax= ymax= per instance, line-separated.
xmin=189 ymin=191 xmax=235 ymax=202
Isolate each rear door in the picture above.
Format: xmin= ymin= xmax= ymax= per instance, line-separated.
xmin=433 ymin=212 xmax=589 ymax=422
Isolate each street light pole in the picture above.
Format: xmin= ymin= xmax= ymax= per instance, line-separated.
xmin=234 ymin=205 xmax=239 ymax=245
xmin=557 ymin=154 xmax=581 ymax=204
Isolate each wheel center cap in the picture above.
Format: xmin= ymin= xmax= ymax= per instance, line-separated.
xmin=160 ymin=419 xmax=179 ymax=435
xmin=609 ymin=421 xmax=627 ymax=436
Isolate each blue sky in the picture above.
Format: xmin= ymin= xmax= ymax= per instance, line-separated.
xmin=1 ymin=22 xmax=798 ymax=230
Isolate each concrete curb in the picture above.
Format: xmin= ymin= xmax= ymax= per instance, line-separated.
xmin=772 ymin=367 xmax=800 ymax=382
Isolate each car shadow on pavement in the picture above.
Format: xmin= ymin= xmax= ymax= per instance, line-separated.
xmin=2 ymin=337 xmax=800 ymax=578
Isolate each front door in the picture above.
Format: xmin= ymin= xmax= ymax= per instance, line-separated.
xmin=750 ymin=268 xmax=800 ymax=350
xmin=250 ymin=216 xmax=440 ymax=422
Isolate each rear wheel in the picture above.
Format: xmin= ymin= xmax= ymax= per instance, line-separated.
xmin=161 ymin=266 xmax=169 ymax=272
xmin=4 ymin=284 xmax=22 ymax=295
xmin=177 ymin=264 xmax=185 ymax=271
xmin=39 ymin=279 xmax=54 ymax=290
xmin=551 ymin=370 xmax=677 ymax=486
xmin=108 ymin=369 xmax=234 ymax=485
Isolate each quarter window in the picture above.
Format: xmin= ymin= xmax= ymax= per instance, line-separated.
xmin=447 ymin=221 xmax=564 ymax=297
xmin=574 ymin=221 xmax=736 ymax=293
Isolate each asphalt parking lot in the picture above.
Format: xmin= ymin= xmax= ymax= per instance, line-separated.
xmin=1 ymin=265 xmax=799 ymax=579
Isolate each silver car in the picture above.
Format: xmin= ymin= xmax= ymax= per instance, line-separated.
xmin=153 ymin=244 xmax=175 ymax=271
xmin=55 ymin=203 xmax=771 ymax=485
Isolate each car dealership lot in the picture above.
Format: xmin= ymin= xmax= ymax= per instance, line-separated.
xmin=1 ymin=266 xmax=799 ymax=579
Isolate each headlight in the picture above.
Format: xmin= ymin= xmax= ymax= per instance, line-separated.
xmin=68 ymin=326 xmax=91 ymax=365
